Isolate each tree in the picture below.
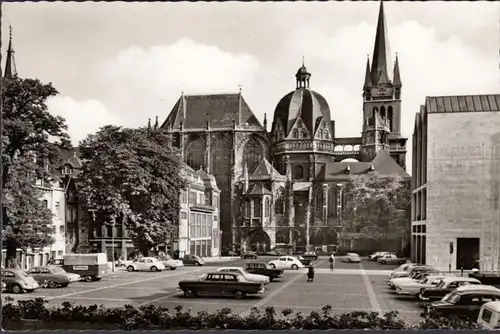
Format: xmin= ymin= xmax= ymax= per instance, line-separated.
xmin=2 ymin=76 xmax=71 ymax=267
xmin=343 ymin=172 xmax=411 ymax=241
xmin=77 ymin=125 xmax=185 ymax=254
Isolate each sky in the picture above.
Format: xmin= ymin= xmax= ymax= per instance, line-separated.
xmin=3 ymin=1 xmax=500 ymax=175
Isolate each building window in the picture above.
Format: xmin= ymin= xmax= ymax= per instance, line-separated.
xmin=293 ymin=165 xmax=304 ymax=180
xmin=189 ymin=192 xmax=197 ymax=205
xmin=275 ymin=190 xmax=285 ymax=215
xmin=43 ymin=200 xmax=48 ymax=209
xmin=265 ymin=197 xmax=270 ymax=218
xmin=301 ymin=129 xmax=307 ymax=138
xmin=55 ymin=201 xmax=61 ymax=218
xmin=246 ymin=200 xmax=251 ymax=217
xmin=318 ymin=129 xmax=323 ymax=139
xmin=196 ymin=214 xmax=201 ymax=237
xmin=324 ymin=130 xmax=329 ymax=139
xmin=292 ymin=129 xmax=299 ymax=138
xmin=189 ymin=213 xmax=195 ymax=238
xmin=207 ymin=215 xmax=213 ymax=236
xmin=297 ymin=120 xmax=303 ymax=128
xmin=181 ymin=191 xmax=187 ymax=203
xmin=59 ymin=225 xmax=65 ymax=234
xmin=253 ymin=198 xmax=262 ymax=218
xmin=181 ymin=211 xmax=187 ymax=220
xmin=214 ymin=215 xmax=218 ymax=222
xmin=213 ymin=195 xmax=219 ymax=208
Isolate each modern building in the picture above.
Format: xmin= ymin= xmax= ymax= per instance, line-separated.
xmin=412 ymin=94 xmax=500 ymax=271
xmin=160 ymin=1 xmax=409 ymax=253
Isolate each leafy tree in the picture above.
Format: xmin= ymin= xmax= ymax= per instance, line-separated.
xmin=77 ymin=125 xmax=185 ymax=254
xmin=2 ymin=76 xmax=71 ymax=267
xmin=343 ymin=172 xmax=411 ymax=242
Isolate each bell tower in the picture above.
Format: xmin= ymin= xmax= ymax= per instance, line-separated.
xmin=361 ymin=1 xmax=407 ymax=168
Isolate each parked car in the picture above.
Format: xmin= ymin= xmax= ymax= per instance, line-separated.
xmin=426 ymin=285 xmax=500 ymax=320
xmin=389 ymin=265 xmax=437 ymax=281
xmin=61 ymin=253 xmax=108 ymax=282
xmin=387 ymin=263 xmax=415 ymax=280
xmin=156 ymin=257 xmax=184 ymax=270
xmin=178 ymin=272 xmax=265 ymax=299
xmin=28 ymin=266 xmax=81 ymax=288
xmin=396 ymin=275 xmax=445 ymax=297
xmin=478 ymin=301 xmax=500 ymax=329
xmin=296 ymin=255 xmax=311 ymax=266
xmin=217 ymin=267 xmax=270 ymax=285
xmin=469 ymin=272 xmax=500 ymax=286
xmin=1 ymin=268 xmax=39 ymax=294
xmin=369 ymin=251 xmax=394 ymax=261
xmin=377 ymin=254 xmax=407 ymax=265
xmin=302 ymin=251 xmax=318 ymax=261
xmin=241 ymin=252 xmax=258 ymax=259
xmin=268 ymin=256 xmax=305 ymax=270
xmin=245 ymin=262 xmax=284 ymax=282
xmin=127 ymin=257 xmax=166 ymax=272
xmin=389 ymin=268 xmax=442 ymax=289
xmin=342 ymin=253 xmax=361 ymax=263
xmin=182 ymin=254 xmax=205 ymax=266
xmin=47 ymin=258 xmax=64 ymax=266
xmin=419 ymin=276 xmax=482 ymax=301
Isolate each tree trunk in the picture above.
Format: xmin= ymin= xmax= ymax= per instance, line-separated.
xmin=6 ymin=240 xmax=20 ymax=268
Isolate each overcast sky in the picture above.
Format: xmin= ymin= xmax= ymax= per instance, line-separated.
xmin=3 ymin=2 xmax=499 ymax=174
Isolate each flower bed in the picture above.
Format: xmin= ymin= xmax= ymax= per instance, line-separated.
xmin=2 ymin=297 xmax=479 ymax=330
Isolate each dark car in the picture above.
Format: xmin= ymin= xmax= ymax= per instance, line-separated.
xmin=302 ymin=251 xmax=318 ymax=261
xmin=179 ymin=272 xmax=265 ymax=299
xmin=245 ymin=262 xmax=284 ymax=281
xmin=419 ymin=276 xmax=482 ymax=301
xmin=29 ymin=266 xmax=81 ymax=288
xmin=296 ymin=256 xmax=311 ymax=266
xmin=182 ymin=254 xmax=205 ymax=266
xmin=469 ymin=272 xmax=500 ymax=286
xmin=241 ymin=251 xmax=258 ymax=259
xmin=426 ymin=285 xmax=500 ymax=320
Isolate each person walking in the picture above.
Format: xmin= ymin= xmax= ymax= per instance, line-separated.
xmin=307 ymin=264 xmax=315 ymax=282
xmin=329 ymin=252 xmax=335 ymax=271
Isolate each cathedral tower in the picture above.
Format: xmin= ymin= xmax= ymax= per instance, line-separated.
xmin=361 ymin=1 xmax=407 ymax=168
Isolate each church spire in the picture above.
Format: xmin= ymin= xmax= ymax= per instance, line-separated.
xmin=393 ymin=53 xmax=401 ymax=87
xmin=295 ymin=57 xmax=311 ymax=89
xmin=370 ymin=0 xmax=392 ymax=85
xmin=363 ymin=56 xmax=372 ymax=89
xmin=4 ymin=26 xmax=17 ymax=78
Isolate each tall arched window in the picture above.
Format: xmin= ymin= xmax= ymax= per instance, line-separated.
xmin=315 ymin=187 xmax=324 ymax=217
xmin=244 ymin=137 xmax=263 ymax=174
xmin=185 ymin=137 xmax=205 ymax=170
xmin=293 ymin=129 xmax=299 ymax=138
xmin=324 ymin=130 xmax=329 ymax=139
xmin=318 ymin=129 xmax=323 ymax=139
xmin=328 ymin=186 xmax=336 ymax=217
xmin=275 ymin=189 xmax=285 ymax=215
xmin=380 ymin=106 xmax=386 ymax=119
xmin=210 ymin=134 xmax=232 ymax=175
xmin=388 ymin=106 xmax=394 ymax=131
xmin=301 ymin=129 xmax=307 ymax=138
xmin=265 ymin=197 xmax=270 ymax=217
xmin=245 ymin=200 xmax=251 ymax=217
xmin=293 ymin=165 xmax=304 ymax=180
xmin=253 ymin=198 xmax=262 ymax=218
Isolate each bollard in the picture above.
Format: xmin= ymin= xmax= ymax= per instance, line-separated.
xmin=461 ymin=267 xmax=464 ymax=277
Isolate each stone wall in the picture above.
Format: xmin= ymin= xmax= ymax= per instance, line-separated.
xmin=426 ymin=111 xmax=500 ymax=271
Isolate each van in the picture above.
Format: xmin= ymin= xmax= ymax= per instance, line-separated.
xmin=478 ymin=301 xmax=500 ymax=329
xmin=62 ymin=253 xmax=108 ymax=282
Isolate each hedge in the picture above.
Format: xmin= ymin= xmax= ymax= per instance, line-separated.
xmin=2 ymin=297 xmax=479 ymax=330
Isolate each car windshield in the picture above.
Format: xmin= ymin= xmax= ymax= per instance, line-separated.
xmin=444 ymin=292 xmax=461 ymax=304
xmin=18 ymin=270 xmax=29 ymax=278
xmin=51 ymin=266 xmax=66 ymax=274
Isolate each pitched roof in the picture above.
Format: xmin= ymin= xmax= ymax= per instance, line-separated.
xmin=161 ymin=93 xmax=263 ymax=130
xmin=425 ymin=94 xmax=500 ymax=114
xmin=316 ymin=149 xmax=409 ymax=181
xmin=246 ymin=184 xmax=273 ymax=196
xmin=252 ymin=158 xmax=280 ymax=177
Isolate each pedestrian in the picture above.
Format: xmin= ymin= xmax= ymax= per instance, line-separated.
xmin=307 ymin=264 xmax=315 ymax=282
xmin=329 ymin=252 xmax=335 ymax=271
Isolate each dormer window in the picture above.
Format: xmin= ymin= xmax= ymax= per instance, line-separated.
xmin=63 ymin=166 xmax=74 ymax=175
xmin=297 ymin=120 xmax=303 ymax=128
xmin=318 ymin=129 xmax=323 ymax=139
xmin=292 ymin=129 xmax=299 ymax=138
xmin=324 ymin=130 xmax=329 ymax=139
xmin=301 ymin=129 xmax=307 ymax=138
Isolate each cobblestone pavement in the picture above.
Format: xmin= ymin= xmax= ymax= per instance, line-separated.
xmin=4 ymin=257 xmax=422 ymax=325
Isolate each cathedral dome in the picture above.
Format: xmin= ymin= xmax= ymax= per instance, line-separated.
xmin=271 ymin=63 xmax=333 ymax=139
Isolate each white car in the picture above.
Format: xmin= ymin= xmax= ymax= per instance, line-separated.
xmin=342 ymin=253 xmax=361 ymax=263
xmin=369 ymin=251 xmax=393 ymax=261
xmin=388 ymin=263 xmax=413 ymax=280
xmin=268 ymin=256 xmax=304 ymax=270
xmin=396 ymin=275 xmax=445 ymax=296
xmin=217 ymin=267 xmax=270 ymax=284
xmin=127 ymin=257 xmax=166 ymax=272
xmin=157 ymin=257 xmax=184 ymax=270
xmin=390 ymin=272 xmax=448 ymax=290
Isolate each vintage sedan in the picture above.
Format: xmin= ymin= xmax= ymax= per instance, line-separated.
xmin=2 ymin=268 xmax=39 ymax=294
xmin=369 ymin=252 xmax=394 ymax=261
xmin=302 ymin=251 xmax=318 ymax=261
xmin=377 ymin=254 xmax=407 ymax=265
xmin=241 ymin=251 xmax=258 ymax=259
xmin=396 ymin=275 xmax=445 ymax=297
xmin=388 ymin=263 xmax=417 ymax=280
xmin=217 ymin=267 xmax=270 ymax=284
xmin=245 ymin=262 xmax=284 ymax=281
xmin=389 ymin=269 xmax=443 ymax=289
xmin=426 ymin=285 xmax=500 ymax=320
xmin=29 ymin=266 xmax=81 ymax=288
xmin=268 ymin=256 xmax=305 ymax=270
xmin=156 ymin=257 xmax=184 ymax=270
xmin=182 ymin=254 xmax=205 ymax=266
xmin=179 ymin=272 xmax=265 ymax=299
xmin=127 ymin=257 xmax=166 ymax=272
xmin=419 ymin=276 xmax=482 ymax=301
xmin=342 ymin=253 xmax=361 ymax=263
xmin=389 ymin=265 xmax=439 ymax=282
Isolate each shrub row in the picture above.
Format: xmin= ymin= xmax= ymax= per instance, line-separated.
xmin=2 ymin=297 xmax=479 ymax=330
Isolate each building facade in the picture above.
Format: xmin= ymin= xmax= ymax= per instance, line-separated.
xmin=161 ymin=1 xmax=409 ymax=253
xmin=412 ymin=94 xmax=500 ymax=271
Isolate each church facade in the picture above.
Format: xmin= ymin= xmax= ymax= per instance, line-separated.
xmin=161 ymin=1 xmax=410 ymax=253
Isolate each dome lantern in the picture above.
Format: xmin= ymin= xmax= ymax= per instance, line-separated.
xmin=295 ymin=56 xmax=311 ymax=89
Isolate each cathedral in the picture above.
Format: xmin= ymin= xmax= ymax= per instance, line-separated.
xmin=161 ymin=1 xmax=410 ymax=253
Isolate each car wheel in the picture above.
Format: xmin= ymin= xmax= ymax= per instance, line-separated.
xmin=171 ymin=267 xmax=177 ymax=270
xmin=165 ymin=266 xmax=172 ymax=270
xmin=269 ymin=263 xmax=276 ymax=268
xmin=127 ymin=266 xmax=135 ymax=272
xmin=184 ymin=288 xmax=197 ymax=298
xmin=381 ymin=261 xmax=386 ymax=264
xmin=194 ymin=262 xmax=200 ymax=266
xmin=150 ymin=266 xmax=159 ymax=272
xmin=291 ymin=264 xmax=298 ymax=270
xmin=47 ymin=280 xmax=58 ymax=288
xmin=234 ymin=290 xmax=246 ymax=299
xmin=11 ymin=284 xmax=23 ymax=294
xmin=417 ymin=292 xmax=423 ymax=299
